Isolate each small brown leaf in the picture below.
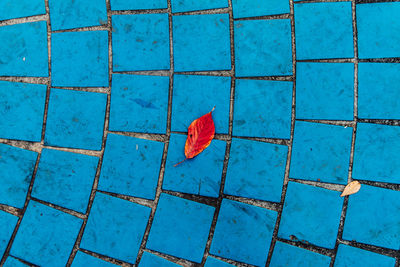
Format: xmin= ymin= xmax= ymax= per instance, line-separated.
xmin=340 ymin=181 xmax=361 ymax=197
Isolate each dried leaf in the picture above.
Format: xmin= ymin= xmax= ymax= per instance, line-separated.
xmin=340 ymin=181 xmax=361 ymax=197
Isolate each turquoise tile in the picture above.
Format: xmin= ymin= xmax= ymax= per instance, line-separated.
xmin=163 ymin=134 xmax=226 ymax=198
xmin=71 ymin=251 xmax=118 ymax=267
xmin=278 ymin=182 xmax=343 ymax=249
xmin=234 ymin=19 xmax=292 ymax=76
xmin=32 ymin=149 xmax=99 ymax=213
xmin=0 ymin=21 xmax=48 ymax=77
xmin=0 ymin=0 xmax=45 ymax=20
xmin=0 ymin=211 xmax=18 ymax=259
xmin=49 ymin=0 xmax=107 ymax=30
xmin=357 ymin=2 xmax=400 ymax=59
xmin=0 ymin=81 xmax=46 ymax=142
xmin=98 ymin=133 xmax=164 ymax=200
xmin=224 ymin=138 xmax=288 ymax=202
xmin=334 ymin=244 xmax=395 ymax=267
xmin=139 ymin=252 xmax=180 ymax=267
xmin=358 ymin=63 xmax=400 ymax=119
xmin=112 ymin=14 xmax=170 ymax=71
xmin=51 ymin=31 xmax=109 ymax=86
xmin=270 ymin=241 xmax=331 ymax=267
xmin=171 ymin=0 xmax=228 ymax=13
xmin=290 ymin=121 xmax=353 ymax=184
xmin=109 ymin=74 xmax=169 ymax=134
xmin=110 ymin=0 xmax=167 ymax=10
xmin=232 ymin=0 xmax=289 ymax=18
xmin=3 ymin=256 xmax=29 ymax=267
xmin=205 ymin=257 xmax=234 ymax=267
xmin=44 ymin=89 xmax=107 ymax=150
xmin=296 ymin=63 xmax=354 ymax=120
xmin=0 ymin=144 xmax=38 ymax=209
xmin=173 ymin=14 xmax=231 ymax=71
xmin=233 ymin=80 xmax=292 ymax=139
xmin=171 ymin=75 xmax=230 ymax=134
xmin=10 ymin=201 xmax=82 ymax=266
xmin=210 ymin=199 xmax=277 ymax=266
xmin=294 ymin=2 xmax=353 ymax=59
xmin=81 ymin=192 xmax=151 ymax=264
xmin=146 ymin=193 xmax=215 ymax=263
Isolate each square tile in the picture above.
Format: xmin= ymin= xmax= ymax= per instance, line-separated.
xmin=234 ymin=19 xmax=292 ymax=76
xmin=335 ymin=244 xmax=395 ymax=267
xmin=294 ymin=2 xmax=353 ymax=60
xmin=72 ymin=251 xmax=118 ymax=267
xmin=171 ymin=0 xmax=228 ymax=13
xmin=296 ymin=63 xmax=354 ymax=120
xmin=49 ymin=0 xmax=107 ymax=30
xmin=139 ymin=252 xmax=180 ymax=267
xmin=0 ymin=144 xmax=38 ymax=209
xmin=233 ymin=80 xmax=292 ymax=139
xmin=224 ymin=138 xmax=288 ymax=202
xmin=51 ymin=31 xmax=108 ymax=87
xmin=343 ymin=185 xmax=400 ymax=249
xmin=44 ymin=89 xmax=107 ymax=150
xmin=0 ymin=81 xmax=46 ymax=142
xmin=232 ymin=0 xmax=289 ymax=18
xmin=81 ymin=192 xmax=151 ymax=263
xmin=0 ymin=21 xmax=48 ymax=77
xmin=357 ymin=2 xmax=400 ymax=59
xmin=210 ymin=199 xmax=277 ymax=266
xmin=278 ymin=182 xmax=343 ymax=249
xmin=270 ymin=241 xmax=331 ymax=267
xmin=353 ymin=123 xmax=400 ymax=183
xmin=109 ymin=74 xmax=169 ymax=134
xmin=163 ymin=134 xmax=226 ymax=198
xmin=112 ymin=14 xmax=170 ymax=71
xmin=173 ymin=14 xmax=231 ymax=72
xmin=98 ymin=133 xmax=164 ymax=200
xmin=290 ymin=121 xmax=353 ymax=184
xmin=32 ymin=149 xmax=98 ymax=213
xmin=0 ymin=0 xmax=45 ymax=20
xmin=11 ymin=201 xmax=82 ymax=266
xmin=358 ymin=63 xmax=400 ymax=119
xmin=205 ymin=257 xmax=234 ymax=267
xmin=110 ymin=0 xmax=167 ymax=10
xmin=146 ymin=193 xmax=215 ymax=263
xmin=171 ymin=75 xmax=230 ymax=134
xmin=3 ymin=257 xmax=29 ymax=267
xmin=0 ymin=211 xmax=19 ymax=258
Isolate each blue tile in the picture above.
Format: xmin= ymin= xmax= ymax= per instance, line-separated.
xmin=146 ymin=193 xmax=215 ymax=263
xmin=163 ymin=134 xmax=225 ymax=198
xmin=296 ymin=63 xmax=354 ymax=120
xmin=0 ymin=0 xmax=45 ymax=20
xmin=205 ymin=256 xmax=234 ymax=267
xmin=171 ymin=75 xmax=230 ymax=134
xmin=0 ymin=81 xmax=46 ymax=142
xmin=278 ymin=182 xmax=343 ymax=249
xmin=51 ymin=31 xmax=108 ymax=87
xmin=109 ymin=74 xmax=169 ymax=134
xmin=110 ymin=0 xmax=167 ymax=10
xmin=112 ymin=14 xmax=170 ymax=71
xmin=0 ymin=21 xmax=48 ymax=77
xmin=353 ymin=123 xmax=400 ymax=183
xmin=294 ymin=2 xmax=353 ymax=60
xmin=270 ymin=241 xmax=331 ymax=267
xmin=98 ymin=133 xmax=164 ymax=200
xmin=358 ymin=63 xmax=400 ymax=119
xmin=32 ymin=149 xmax=98 ymax=213
xmin=343 ymin=185 xmax=400 ymax=250
xmin=3 ymin=257 xmax=29 ymax=267
xmin=210 ymin=199 xmax=277 ymax=266
xmin=0 ymin=144 xmax=37 ymax=209
xmin=0 ymin=211 xmax=18 ymax=258
xmin=49 ymin=0 xmax=107 ymax=30
xmin=224 ymin=138 xmax=288 ymax=202
xmin=72 ymin=251 xmax=118 ymax=267
xmin=81 ymin=192 xmax=151 ymax=263
xmin=335 ymin=244 xmax=395 ymax=267
xmin=357 ymin=2 xmax=400 ymax=59
xmin=171 ymin=0 xmax=228 ymax=13
xmin=233 ymin=80 xmax=292 ymax=139
xmin=234 ymin=19 xmax=292 ymax=76
xmin=173 ymin=14 xmax=231 ymax=72
xmin=11 ymin=201 xmax=82 ymax=266
xmin=232 ymin=0 xmax=289 ymax=18
xmin=290 ymin=121 xmax=353 ymax=184
xmin=139 ymin=252 xmax=180 ymax=267
xmin=44 ymin=89 xmax=107 ymax=150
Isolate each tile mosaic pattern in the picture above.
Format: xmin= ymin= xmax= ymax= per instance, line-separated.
xmin=0 ymin=1 xmax=399 ymax=266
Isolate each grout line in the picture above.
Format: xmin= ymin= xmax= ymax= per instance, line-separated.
xmin=0 ymin=76 xmax=49 ymax=84
xmin=0 ymin=14 xmax=48 ymax=26
xmin=0 ymin=204 xmax=22 ymax=217
xmin=288 ymin=178 xmax=345 ymax=192
xmin=208 ymin=254 xmax=257 ymax=267
xmin=172 ymin=7 xmax=230 ymax=16
xmin=276 ymin=237 xmax=334 ymax=257
xmin=143 ymin=248 xmax=195 ymax=266
xmin=29 ymin=197 xmax=86 ymax=219
xmin=96 ymin=190 xmax=153 ymax=208
xmin=234 ymin=13 xmax=290 ymax=21
xmin=110 ymin=9 xmax=169 ymax=15
xmin=50 ymin=86 xmax=110 ymax=93
xmin=338 ymin=239 xmax=398 ymax=258
xmin=223 ymin=195 xmax=281 ymax=211
xmin=51 ymin=25 xmax=109 ymax=33
xmin=162 ymin=190 xmax=218 ymax=207
xmin=107 ymin=131 xmax=167 ymax=142
xmin=79 ymin=248 xmax=131 ymax=266
xmin=112 ymin=70 xmax=170 ymax=76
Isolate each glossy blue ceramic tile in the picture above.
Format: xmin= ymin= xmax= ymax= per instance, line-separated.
xmin=232 ymin=0 xmax=289 ymax=18
xmin=98 ymin=133 xmax=164 ymax=200
xmin=138 ymin=252 xmax=180 ymax=267
xmin=110 ymin=0 xmax=167 ymax=10
xmin=334 ymin=244 xmax=395 ymax=267
xmin=109 ymin=74 xmax=169 ymax=134
xmin=146 ymin=193 xmax=215 ymax=263
xmin=204 ymin=257 xmax=234 ymax=267
xmin=3 ymin=257 xmax=29 ymax=267
xmin=0 ymin=211 xmax=19 ymax=258
xmin=71 ymin=251 xmax=118 ymax=267
xmin=0 ymin=0 xmax=45 ymax=20
xmin=80 ymin=192 xmax=151 ymax=263
xmin=172 ymin=0 xmax=228 ymax=13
